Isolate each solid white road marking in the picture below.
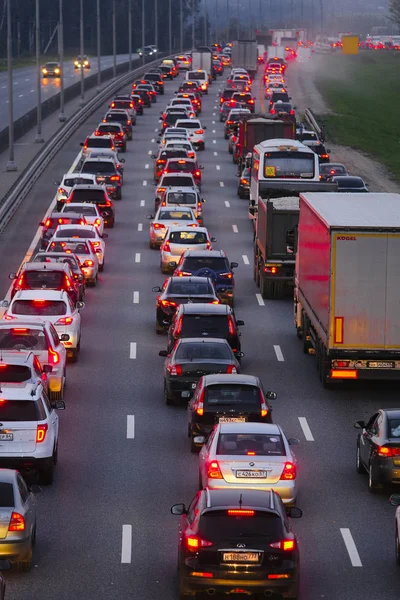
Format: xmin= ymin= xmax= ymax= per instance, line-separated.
xmin=133 ymin=291 xmax=140 ymax=304
xmin=298 ymin=417 xmax=314 ymax=441
xmin=135 ymin=253 xmax=141 ymax=263
xmin=142 ymin=180 xmax=147 ymax=186
xmin=129 ymin=342 xmax=137 ymax=359
xmin=121 ymin=525 xmax=132 ymax=563
xmin=145 ymin=164 xmax=149 ymax=169
xmin=232 ymin=225 xmax=238 ymax=233
xmin=219 ymin=181 xmax=224 ymax=187
xmin=224 ymin=201 xmax=230 ymax=207
xmin=242 ymin=254 xmax=250 ymax=265
xmin=340 ymin=529 xmax=362 ymax=567
xmin=273 ymin=345 xmax=284 ymax=362
xmin=256 ymin=293 xmax=265 ymax=306
xmin=216 ymin=165 xmax=220 ymax=170
xmin=138 ymin=223 xmax=143 ymax=231
xmin=140 ymin=200 xmax=145 ymax=206
xmin=127 ymin=415 xmax=135 ymax=438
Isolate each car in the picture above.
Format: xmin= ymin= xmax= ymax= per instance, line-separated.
xmin=304 ymin=141 xmax=331 ymax=163
xmin=130 ymin=93 xmax=144 ymax=115
xmin=0 ymin=322 xmax=67 ymax=401
xmin=9 ymin=261 xmax=81 ymax=305
xmin=3 ymin=290 xmax=84 ymax=362
xmin=166 ymin=99 xmax=196 ymax=117
xmin=237 ymin=166 xmax=251 ymax=199
xmin=212 ymin=59 xmax=224 ymax=76
xmin=355 ymin=409 xmax=400 ymax=491
xmin=80 ymin=149 xmax=125 ymax=182
xmin=171 ymin=488 xmax=301 ymax=598
xmin=159 ymin=64 xmax=174 ymax=79
xmin=0 ymin=350 xmax=51 ymax=396
xmin=0 ymin=469 xmax=38 ymax=571
xmin=80 ymin=158 xmax=123 ymax=200
xmin=265 ymin=83 xmax=287 ymax=98
xmin=178 ymin=80 xmax=202 ymax=94
xmin=173 ymin=250 xmax=238 ymax=306
xmin=136 ymin=83 xmax=157 ymax=103
xmin=109 ymin=97 xmax=137 ymax=122
xmin=219 ymin=88 xmax=238 ymax=106
xmin=186 ymin=69 xmax=209 ymax=93
xmin=160 ymin=110 xmax=189 ymax=131
xmin=164 ymin=139 xmax=196 ymax=159
xmin=159 ymin=127 xmax=190 ymax=146
xmin=176 ymin=91 xmax=202 ymax=113
xmin=224 ymin=108 xmax=251 ymax=138
xmin=187 ymin=374 xmax=275 ymax=452
xmin=160 ymin=226 xmax=214 ymax=274
xmin=157 ymin=186 xmax=205 ymax=224
xmin=328 ymin=175 xmax=369 ymax=192
xmin=102 ymin=110 xmax=133 ymax=141
xmin=51 ymin=224 xmax=107 ymax=271
xmin=74 ymin=54 xmax=90 ymax=68
xmin=61 ymin=202 xmax=104 ymax=235
xmin=41 ymin=62 xmax=61 ymax=77
xmin=319 ymin=163 xmax=349 ymax=180
xmin=163 ymin=158 xmax=203 ymax=190
xmin=80 ymin=134 xmax=116 ymax=160
xmin=155 ymin=173 xmax=199 ymax=210
xmin=198 ymin=422 xmax=298 ymax=503
xmin=161 ymin=59 xmax=178 ymax=77
xmin=138 ymin=45 xmax=156 ymax=57
xmin=148 ymin=206 xmax=198 ymax=249
xmin=219 ymin=99 xmax=247 ymax=122
xmin=32 ymin=252 xmax=86 ymax=301
xmin=175 ymin=119 xmax=206 ymax=150
xmin=268 ymin=90 xmax=291 ymax=108
xmin=152 ymin=148 xmax=190 ymax=182
xmin=37 ymin=212 xmax=87 ymax=250
xmin=46 ymin=238 xmax=99 ymax=286
xmin=153 ymin=276 xmax=219 ymax=333
xmin=94 ymin=122 xmax=127 ymax=152
xmin=143 ymin=72 xmax=165 ymax=94
xmin=270 ymin=101 xmax=296 ymax=119
xmin=160 ymin=337 xmax=241 ymax=404
xmin=296 ymin=128 xmax=319 ymax=143
xmin=66 ymin=184 xmax=115 ymax=228
xmin=0 ymin=378 xmax=65 ymax=485
xmin=161 ymin=105 xmax=194 ymax=122
xmin=175 ymin=54 xmax=191 ymax=69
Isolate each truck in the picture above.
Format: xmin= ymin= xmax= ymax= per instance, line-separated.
xmin=191 ymin=51 xmax=213 ymax=81
xmin=271 ymin=29 xmax=306 ymax=46
xmin=233 ymin=116 xmax=295 ymax=172
xmin=294 ymin=192 xmax=400 ymax=387
xmin=267 ymin=45 xmax=285 ymax=60
xmin=231 ymin=40 xmax=258 ymax=78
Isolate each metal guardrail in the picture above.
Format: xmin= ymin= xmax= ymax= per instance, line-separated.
xmin=0 ymin=55 xmax=170 ymax=235
xmin=304 ymin=107 xmax=325 ymax=142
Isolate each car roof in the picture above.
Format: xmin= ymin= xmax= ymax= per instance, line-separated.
xmin=177 ymin=337 xmax=230 ymax=344
xmin=0 ymin=320 xmax=47 ymax=330
xmin=71 ymin=184 xmax=105 ymax=191
xmin=21 ymin=262 xmax=69 ymax=272
xmin=182 ymin=249 xmax=226 ymax=258
xmin=12 ymin=290 xmax=68 ymax=301
xmin=333 ymin=176 xmax=365 ymax=184
xmin=0 ymin=381 xmax=43 ymax=400
xmin=180 ymin=303 xmax=229 ymax=315
xmin=0 ymin=469 xmax=18 ymax=484
xmin=206 ymin=488 xmax=278 ymax=511
xmin=0 ymin=351 xmax=34 ymax=365
xmin=382 ymin=409 xmax=400 ymax=420
xmin=219 ymin=422 xmax=280 ymax=435
xmin=87 ymin=134 xmax=112 ymax=140
xmin=168 ymin=276 xmax=213 ymax=285
xmin=202 ymin=373 xmax=259 ymax=385
xmin=167 ymin=225 xmax=207 ymax=232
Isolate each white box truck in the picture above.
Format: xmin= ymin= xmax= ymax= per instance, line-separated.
xmin=295 ymin=192 xmax=400 ymax=387
xmin=191 ymin=51 xmax=213 ymax=81
xmin=231 ymin=40 xmax=258 ymax=77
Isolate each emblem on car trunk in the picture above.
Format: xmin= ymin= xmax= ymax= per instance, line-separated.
xmin=237 ymin=543 xmax=246 ymax=548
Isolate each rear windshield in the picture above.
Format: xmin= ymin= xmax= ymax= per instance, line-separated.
xmin=222 ymin=90 xmax=235 ymax=99
xmin=389 ymin=420 xmax=400 ymax=438
xmin=49 ymin=241 xmax=90 ymax=254
xmin=87 ymin=138 xmax=112 ymax=148
xmin=273 ymin=101 xmax=291 ymax=110
xmin=166 ymin=192 xmax=196 ymax=205
xmin=0 ymin=483 xmax=14 ymax=507
xmin=320 ymin=165 xmax=345 ymax=174
xmin=11 ymin=300 xmax=67 ymax=317
xmin=98 ymin=125 xmax=121 ymax=134
xmin=166 ymin=114 xmax=183 ymax=124
xmin=160 ymin=151 xmax=188 ymax=160
xmin=175 ymin=341 xmax=231 ymax=360
xmin=205 ymin=384 xmax=260 ymax=406
xmin=162 ymin=176 xmax=193 ymax=187
xmin=166 ymin=144 xmax=191 ymax=152
xmin=188 ymin=72 xmax=206 ymax=80
xmin=264 ymin=152 xmax=315 ymax=178
xmin=0 ymin=400 xmax=46 ymax=422
xmin=55 ymin=228 xmax=95 ymax=239
xmin=182 ymin=257 xmax=228 ymax=271
xmin=70 ymin=190 xmax=105 ymax=203
xmin=177 ymin=121 xmax=201 ymax=129
xmin=233 ymin=94 xmax=251 ymax=102
xmin=33 ymin=254 xmax=80 ymax=270
xmin=217 ymin=433 xmax=285 ymax=456
xmin=169 ymin=280 xmax=213 ymax=295
xmin=169 ymin=231 xmax=207 ymax=244
xmin=112 ymin=101 xmax=131 ymax=108
xmin=81 ymin=162 xmax=115 ymax=174
xmin=181 ymin=315 xmax=229 ymax=337
xmin=105 ymin=113 xmax=128 ymax=123
xmin=199 ymin=511 xmax=283 ymax=540
xmin=64 ymin=177 xmax=94 ymax=187
xmin=64 ymin=206 xmax=96 ymax=216
xmin=0 ymin=328 xmax=47 ymax=351
xmin=167 ymin=162 xmax=195 ymax=173
xmin=24 ymin=271 xmax=64 ymax=288
xmin=158 ymin=210 xmax=193 ymax=220
xmin=0 ymin=365 xmax=32 ymax=382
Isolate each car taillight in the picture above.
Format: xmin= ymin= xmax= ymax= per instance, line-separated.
xmin=220 ymin=272 xmax=233 ymax=279
xmin=321 ymin=153 xmax=329 ymax=158
xmin=3 ymin=314 xmax=17 ymax=320
xmin=36 ymin=423 xmax=48 ymax=443
xmin=153 ymin=223 xmax=166 ymax=230
xmin=84 ymin=260 xmax=94 ymax=267
xmin=228 ymin=315 xmax=235 ymax=336
xmin=177 ymin=271 xmax=192 ymax=277
xmin=185 ymin=535 xmax=213 ymax=551
xmin=57 ymin=188 xmax=67 ymax=197
xmin=195 ymin=170 xmax=201 ymax=178
xmin=227 ymin=509 xmax=255 ymax=516
xmin=188 ymin=152 xmax=195 ymax=158
xmin=269 ymin=540 xmax=296 ymax=551
xmin=280 ymin=462 xmax=296 ymax=480
xmin=56 ymin=317 xmax=73 ymax=325
xmin=207 ymin=460 xmax=223 ymax=479
xmin=174 ymin=315 xmax=183 ymax=335
xmin=157 ymin=187 xmax=166 ymax=194
xmin=94 ymin=218 xmax=101 ymax=227
xmin=8 ymin=512 xmax=25 ymax=531
xmin=167 ymin=364 xmax=182 ymax=376
xmin=260 ymin=389 xmax=269 ymax=417
xmin=270 ymin=109 xmax=276 ymax=114
xmin=127 ymin=120 xmax=131 ymax=125
xmin=162 ymin=240 xmax=171 ymax=252
xmin=194 ymin=129 xmax=204 ymax=134
xmin=377 ymin=446 xmax=400 ymax=457
xmin=48 ymin=347 xmax=60 ymax=365
xmin=227 ymin=364 xmax=237 ymax=374
xmin=248 ymin=99 xmax=255 ymax=104
xmin=206 ymin=241 xmax=211 ymax=249
xmin=110 ymin=175 xmax=120 ymax=182
xmin=91 ymin=241 xmax=101 ymax=248
xmin=290 ymin=110 xmax=295 ymax=115
xmin=240 ymin=178 xmax=248 ymax=184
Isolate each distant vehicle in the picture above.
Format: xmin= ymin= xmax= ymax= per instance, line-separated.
xmin=319 ymin=163 xmax=348 ymax=180
xmin=74 ymin=55 xmax=90 ymax=69
xmin=328 ymin=175 xmax=369 ymax=192
xmin=42 ymin=62 xmax=61 ymax=77
xmin=138 ymin=45 xmax=157 ymax=57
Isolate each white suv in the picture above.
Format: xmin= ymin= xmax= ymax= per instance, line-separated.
xmin=175 ymin=119 xmax=207 ymax=150
xmin=0 ymin=381 xmax=65 ymax=484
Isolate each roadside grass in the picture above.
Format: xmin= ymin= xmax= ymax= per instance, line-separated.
xmin=315 ymin=52 xmax=400 ymax=181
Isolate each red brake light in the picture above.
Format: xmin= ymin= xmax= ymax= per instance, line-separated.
xmin=227 ymin=509 xmax=255 ymax=516
xmin=44 ymin=219 xmax=51 ymax=228
xmin=8 ymin=512 xmax=25 ymax=531
xmin=36 ymin=423 xmax=48 ymax=443
xmin=162 ymin=240 xmax=171 ymax=252
xmin=270 ymin=109 xmax=276 ymax=114
xmin=226 ymin=364 xmax=238 ymax=374
xmin=110 ymin=175 xmax=120 ymax=182
xmin=160 ymin=299 xmax=177 ymax=307
xmin=377 ymin=445 xmax=400 ymax=457
xmin=194 ymin=129 xmax=204 ymax=134
xmin=167 ymin=364 xmax=182 ymax=376
xmin=48 ymin=347 xmax=60 ymax=365
xmin=56 ymin=317 xmax=73 ymax=325
xmin=207 ymin=460 xmax=223 ymax=479
xmin=185 ymin=535 xmax=213 ymax=551
xmin=270 ymin=539 xmax=296 ymax=551
xmin=195 ymin=170 xmax=201 ymax=178
xmin=228 ymin=315 xmax=235 ymax=336
xmin=280 ymin=462 xmax=296 ymax=480
xmin=175 ymin=315 xmax=183 ymax=335
xmin=94 ymin=218 xmax=101 ymax=227
xmin=84 ymin=260 xmax=94 ymax=267
xmin=153 ymin=223 xmax=166 ymax=230
xmin=220 ymin=272 xmax=233 ymax=279
xmin=111 ymin=102 xmax=115 ymax=107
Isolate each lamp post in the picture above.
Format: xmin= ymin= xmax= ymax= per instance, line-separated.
xmin=236 ymin=0 xmax=239 ymax=40
xmin=79 ymin=0 xmax=84 ymax=106
xmin=155 ymin=0 xmax=159 ymax=58
xmin=96 ymin=0 xmax=101 ymax=92
xmin=141 ymin=0 xmax=145 ymax=65
xmin=180 ymin=0 xmax=183 ymax=52
xmin=35 ymin=0 xmax=44 ymax=142
xmin=169 ymin=0 xmax=172 ymax=55
xmin=58 ymin=0 xmax=66 ymax=121
xmin=6 ymin=0 xmax=16 ymax=171
xmin=128 ymin=0 xmax=132 ymax=71
xmin=192 ymin=0 xmax=195 ymax=50
xmin=204 ymin=0 xmax=207 ymax=45
xmin=112 ymin=0 xmax=117 ymax=78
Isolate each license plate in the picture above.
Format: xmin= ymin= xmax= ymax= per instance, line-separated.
xmin=97 ymin=177 xmax=105 ymax=182
xmin=219 ymin=417 xmax=246 ymax=423
xmin=368 ymin=361 xmax=395 ymax=368
xmin=236 ymin=470 xmax=267 ymax=478
xmin=223 ymin=552 xmax=259 ymax=563
xmin=0 ymin=433 xmax=13 ymax=441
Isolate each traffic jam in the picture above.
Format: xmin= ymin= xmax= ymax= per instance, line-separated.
xmin=0 ymin=37 xmax=400 ymax=600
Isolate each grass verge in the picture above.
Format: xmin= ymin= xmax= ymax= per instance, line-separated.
xmin=315 ymin=52 xmax=400 ymax=181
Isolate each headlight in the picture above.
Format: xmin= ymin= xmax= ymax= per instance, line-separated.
xmin=55 ymin=68 xmax=60 ymax=73
xmin=42 ymin=69 xmax=47 ymax=74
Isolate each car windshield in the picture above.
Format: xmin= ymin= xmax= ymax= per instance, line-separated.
xmin=199 ymin=511 xmax=283 ymax=541
xmin=98 ymin=125 xmax=121 ymax=134
xmin=169 ymin=231 xmax=207 ymax=244
xmin=181 ymin=315 xmax=229 ymax=337
xmin=182 ymin=257 xmax=228 ymax=271
xmin=205 ymin=384 xmax=259 ymax=406
xmin=216 ymin=433 xmax=285 ymax=456
xmin=336 ymin=178 xmax=365 ymax=188
xmin=0 ymin=400 xmax=46 ymax=422
xmin=64 ymin=177 xmax=94 ymax=187
xmin=167 ymin=192 xmax=196 ymax=205
xmin=0 ymin=328 xmax=47 ymax=351
xmin=169 ymin=281 xmax=213 ymax=295
xmin=301 ymin=132 xmax=318 ymax=141
xmin=24 ymin=271 xmax=65 ymax=288
xmin=11 ymin=300 xmax=67 ymax=316
xmin=274 ymin=102 xmax=291 ymax=111
xmin=175 ymin=342 xmax=231 ymax=360
xmin=87 ymin=138 xmax=112 ymax=148
xmin=320 ymin=165 xmax=346 ymax=174
xmin=81 ymin=162 xmax=115 ymax=174
xmin=158 ymin=210 xmax=193 ymax=220
xmin=55 ymin=228 xmax=96 ymax=239
xmin=0 ymin=483 xmax=14 ymax=507
xmin=264 ymin=152 xmax=314 ymax=178
xmin=70 ymin=190 xmax=105 ymax=203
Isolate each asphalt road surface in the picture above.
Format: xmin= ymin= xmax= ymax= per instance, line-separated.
xmin=0 ymin=54 xmax=135 ymax=123
xmin=0 ymin=61 xmax=399 ymax=600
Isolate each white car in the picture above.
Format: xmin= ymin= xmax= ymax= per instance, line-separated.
xmin=46 ymin=238 xmax=99 ymax=286
xmin=56 ymin=174 xmax=98 ymax=207
xmin=160 ymin=130 xmax=190 ymax=146
xmin=2 ymin=289 xmax=84 ymax=362
xmin=51 ymin=224 xmax=108 ymax=271
xmin=155 ymin=173 xmax=199 ymax=208
xmin=148 ymin=206 xmax=198 ymax=248
xmin=167 ymin=99 xmax=196 ymax=115
xmin=160 ymin=225 xmax=214 ymax=273
xmin=164 ymin=139 xmax=196 ymax=159
xmin=186 ymin=70 xmax=209 ymax=93
xmin=175 ymin=119 xmax=206 ymax=151
xmin=175 ymin=54 xmax=191 ymax=70
xmin=230 ymin=68 xmax=248 ymax=76
xmin=0 ymin=380 xmax=65 ymax=484
xmin=61 ymin=203 xmax=104 ymax=236
xmin=161 ymin=186 xmax=205 ymax=225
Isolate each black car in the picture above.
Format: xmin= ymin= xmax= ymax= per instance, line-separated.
xmin=237 ymin=166 xmax=251 ymax=199
xmin=144 ymin=72 xmax=164 ymax=94
xmin=134 ymin=88 xmax=152 ymax=107
xmin=152 ymin=276 xmax=219 ymax=333
xmin=355 ymin=409 xmax=400 ymax=492
xmin=307 ymin=142 xmax=331 ymax=163
xmin=173 ymin=250 xmax=238 ymax=306
xmin=171 ymin=488 xmax=301 ymax=598
xmin=38 ymin=212 xmax=86 ymax=250
xmin=319 ymin=162 xmax=348 ymax=180
xmin=136 ymin=83 xmax=157 ymax=103
xmin=32 ymin=252 xmax=86 ymax=300
xmin=219 ymin=88 xmax=236 ymax=106
xmin=159 ymin=338 xmax=241 ymax=405
xmin=188 ymin=374 xmax=276 ymax=452
xmin=161 ymin=111 xmax=187 ymax=131
xmin=159 ymin=65 xmax=173 ymax=79
xmin=103 ymin=111 xmax=132 ymax=141
xmin=131 ymin=94 xmax=144 ymax=115
xmin=80 ymin=158 xmax=122 ymax=200
xmin=66 ymin=185 xmax=115 ymax=228
xmin=328 ymin=175 xmax=369 ymax=192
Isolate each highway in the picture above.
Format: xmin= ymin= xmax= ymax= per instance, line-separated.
xmin=0 ymin=61 xmax=399 ymax=600
xmin=0 ymin=54 xmax=135 ymax=123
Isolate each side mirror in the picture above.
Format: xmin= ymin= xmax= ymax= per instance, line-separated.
xmin=293 ymin=105 xmax=297 ymax=110
xmin=102 ymin=233 xmax=109 ymax=239
xmin=168 ymin=261 xmax=177 ymax=268
xmin=43 ymin=365 xmax=53 ymax=374
xmin=390 ymin=494 xmax=400 ymax=506
xmin=0 ymin=300 xmax=9 ymax=308
xmin=158 ymin=350 xmax=168 ymax=357
xmin=152 ymin=286 xmax=161 ymax=292
xmin=236 ymin=319 xmax=244 ymax=326
xmin=76 ymin=301 xmax=85 ymax=310
xmin=151 ymin=154 xmax=157 ymax=159
xmin=199 ymin=166 xmax=204 ymax=170
xmin=211 ymin=237 xmax=217 ymax=242
xmin=60 ymin=333 xmax=70 ymax=342
xmin=77 ymin=274 xmax=84 ymax=282
xmin=8 ymin=273 xmax=17 ymax=280
xmin=80 ymin=142 xmax=84 ymax=146
xmin=171 ymin=503 xmax=187 ymax=515
xmin=250 ymin=199 xmax=256 ymax=207
xmin=54 ymin=400 xmax=66 ymax=410
xmin=230 ymin=262 xmax=238 ymax=269
xmin=354 ymin=420 xmax=365 ymax=429
xmin=203 ymin=126 xmax=207 ymax=130
xmin=156 ymin=140 xmax=161 ymax=144
xmin=121 ymin=158 xmax=126 ymax=163
xmin=201 ymin=198 xmax=206 ymax=203
xmin=287 ymin=506 xmax=302 ymax=519
xmin=287 ymin=437 xmax=299 ymax=445
xmin=193 ymin=435 xmax=206 ymax=444
xmin=289 ymin=96 xmax=292 ymax=100
xmin=237 ymin=351 xmax=245 ymax=358
xmin=266 ymin=391 xmax=277 ymax=400
xmin=54 ymin=180 xmax=61 ymax=186
xmin=39 ymin=221 xmax=45 ymax=226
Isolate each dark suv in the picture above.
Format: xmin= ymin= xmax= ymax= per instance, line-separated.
xmin=167 ymin=303 xmax=244 ymax=356
xmin=66 ymin=185 xmax=115 ymax=228
xmin=173 ymin=250 xmax=238 ymax=306
xmin=171 ymin=488 xmax=301 ymax=599
xmin=80 ymin=158 xmax=122 ymax=200
xmin=144 ymin=72 xmax=164 ymax=94
xmin=102 ymin=111 xmax=133 ymax=140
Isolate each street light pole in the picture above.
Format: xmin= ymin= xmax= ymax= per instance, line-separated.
xmin=226 ymin=0 xmax=229 ymax=43
xmin=79 ymin=0 xmax=84 ymax=106
xmin=58 ymin=0 xmax=66 ymax=122
xmin=236 ymin=0 xmax=239 ymax=40
xmin=112 ymin=0 xmax=116 ymax=78
xmin=128 ymin=0 xmax=132 ymax=71
xmin=180 ymin=0 xmax=183 ymax=52
xmin=169 ymin=0 xmax=172 ymax=55
xmin=192 ymin=0 xmax=195 ymax=50
xmin=96 ymin=0 xmax=101 ymax=92
xmin=204 ymin=0 xmax=207 ymax=46
xmin=6 ymin=0 xmax=16 ymax=171
xmin=35 ymin=0 xmax=44 ymax=142
xmin=155 ymin=0 xmax=159 ymax=58
xmin=141 ymin=0 xmax=145 ymax=65
xmin=215 ymin=0 xmax=218 ymax=44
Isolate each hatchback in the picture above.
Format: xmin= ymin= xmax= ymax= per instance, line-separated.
xmin=160 ymin=227 xmax=214 ymax=274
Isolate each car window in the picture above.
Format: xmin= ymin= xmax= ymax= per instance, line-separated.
xmin=0 ymin=365 xmax=31 ymax=382
xmin=389 ymin=419 xmax=400 ymax=438
xmin=17 ymin=474 xmax=29 ymax=503
xmin=175 ymin=342 xmax=231 ymax=360
xmin=199 ymin=511 xmax=283 ymax=541
xmin=25 ymin=271 xmax=65 ymax=288
xmin=205 ymin=384 xmax=260 ymax=406
xmin=98 ymin=125 xmax=121 ymax=134
xmin=181 ymin=315 xmax=229 ymax=337
xmin=56 ymin=228 xmax=96 ymax=239
xmin=177 ymin=121 xmax=201 ymax=129
xmin=216 ymin=433 xmax=285 ymax=456
xmin=87 ymin=139 xmax=112 ymax=149
xmin=81 ymin=162 xmax=115 ymax=174
xmin=41 ymin=391 xmax=53 ymax=415
xmin=263 ymin=151 xmax=315 ymax=179
xmin=166 ymin=192 xmax=196 ymax=205
xmin=169 ymin=231 xmax=207 ymax=244
xmin=168 ymin=281 xmax=212 ymax=295
xmin=12 ymin=300 xmax=67 ymax=317
xmin=70 ymin=190 xmax=105 ymax=203
xmin=0 ymin=328 xmax=47 ymax=351
xmin=158 ymin=210 xmax=192 ymax=220
xmin=0 ymin=483 xmax=15 ymax=507
xmin=162 ymin=176 xmax=194 ymax=187
xmin=49 ymin=241 xmax=90 ymax=255
xmin=186 ymin=491 xmax=201 ymax=525
xmin=182 ymin=257 xmax=228 ymax=271
xmin=0 ymin=400 xmax=46 ymax=421
xmin=64 ymin=176 xmax=95 ymax=187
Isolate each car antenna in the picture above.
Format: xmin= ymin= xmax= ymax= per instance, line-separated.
xmin=239 ymin=493 xmax=243 ymax=508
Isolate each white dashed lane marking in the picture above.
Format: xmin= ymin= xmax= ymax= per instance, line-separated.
xmin=340 ymin=529 xmax=362 ymax=567
xmin=140 ymin=200 xmax=145 ymax=206
xmin=135 ymin=253 xmax=141 ymax=263
xmin=121 ymin=525 xmax=132 ymax=563
xmin=127 ymin=415 xmax=135 ymax=438
xmin=298 ymin=417 xmax=314 ymax=441
xmin=138 ymin=223 xmax=143 ymax=231
xmin=224 ymin=201 xmax=230 ymax=208
xmin=129 ymin=343 xmax=137 ymax=359
xmin=273 ymin=345 xmax=284 ymax=362
xmin=256 ymin=293 xmax=265 ymax=306
xmin=219 ymin=181 xmax=224 ymax=187
xmin=232 ymin=225 xmax=238 ymax=233
xmin=242 ymin=255 xmax=249 ymax=265
xmin=133 ymin=291 xmax=140 ymax=304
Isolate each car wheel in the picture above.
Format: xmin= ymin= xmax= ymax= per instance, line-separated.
xmin=99 ymin=260 xmax=104 ymax=272
xmin=18 ymin=546 xmax=33 ymax=573
xmin=356 ymin=443 xmax=365 ymax=474
xmin=224 ymin=132 xmax=229 ymax=140
xmin=396 ymin=527 xmax=400 ymax=565
xmin=368 ymin=463 xmax=381 ymax=493
xmin=31 ymin=524 xmax=37 ymax=547
xmin=40 ymin=460 xmax=54 ymax=486
xmin=116 ymin=188 xmax=122 ymax=200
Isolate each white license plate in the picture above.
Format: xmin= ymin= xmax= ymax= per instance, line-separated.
xmin=223 ymin=552 xmax=259 ymax=563
xmin=219 ymin=417 xmax=246 ymax=423
xmin=191 ymin=383 xmax=197 ymax=389
xmin=368 ymin=361 xmax=395 ymax=368
xmin=0 ymin=433 xmax=13 ymax=441
xmin=236 ymin=470 xmax=267 ymax=478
